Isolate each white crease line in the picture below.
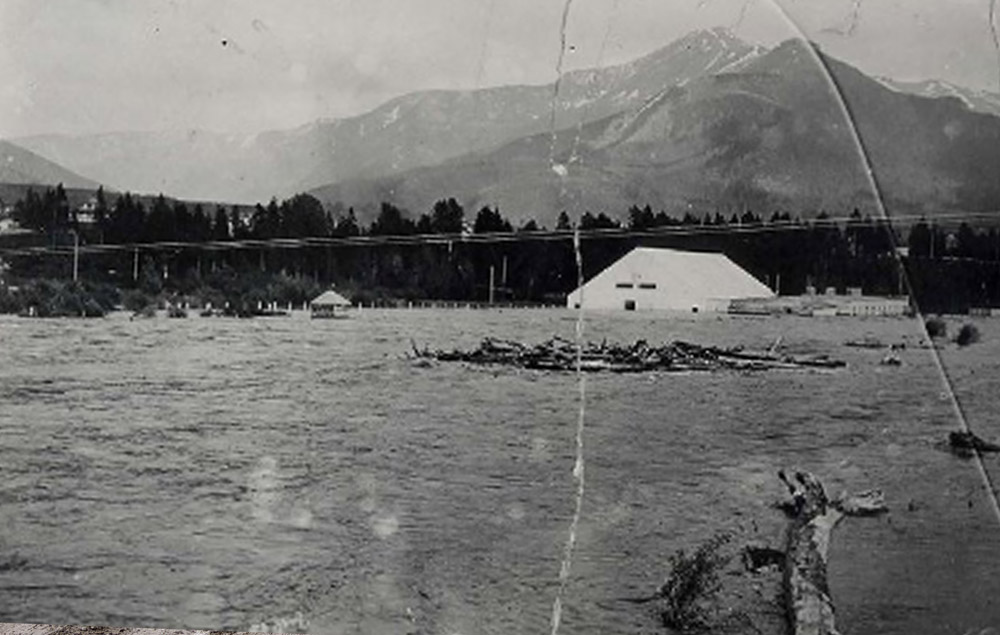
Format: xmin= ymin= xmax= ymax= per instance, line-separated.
xmin=767 ymin=0 xmax=1000 ymax=528
xmin=550 ymin=226 xmax=588 ymax=635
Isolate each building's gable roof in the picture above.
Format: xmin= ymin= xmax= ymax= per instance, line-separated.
xmin=610 ymin=247 xmax=773 ymax=298
xmin=311 ymin=290 xmax=351 ymax=306
xmin=570 ymin=247 xmax=773 ymax=308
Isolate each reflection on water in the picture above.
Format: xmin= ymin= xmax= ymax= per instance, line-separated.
xmin=0 ymin=310 xmax=998 ymax=634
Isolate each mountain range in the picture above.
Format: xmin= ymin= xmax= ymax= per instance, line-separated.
xmin=5 ymin=28 xmax=1000 ymax=228
xmin=309 ymin=36 xmax=1000 ymax=226
xmin=0 ymin=140 xmax=97 ymax=192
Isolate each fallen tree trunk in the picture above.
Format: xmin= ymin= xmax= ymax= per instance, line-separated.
xmin=778 ymin=471 xmax=887 ymax=635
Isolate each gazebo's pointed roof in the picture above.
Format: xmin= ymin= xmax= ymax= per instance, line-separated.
xmin=310 ymin=290 xmax=351 ymax=306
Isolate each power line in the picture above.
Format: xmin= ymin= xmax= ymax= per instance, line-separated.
xmin=1 ymin=209 xmax=997 ymax=258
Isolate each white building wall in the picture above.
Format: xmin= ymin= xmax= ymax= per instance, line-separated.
xmin=566 ymin=247 xmax=774 ymax=311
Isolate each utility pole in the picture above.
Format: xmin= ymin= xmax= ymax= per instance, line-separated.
xmin=133 ymin=249 xmax=139 ymax=281
xmin=70 ymin=230 xmax=79 ymax=282
xmin=489 ymin=265 xmax=495 ymax=304
xmin=897 ymin=255 xmax=905 ymax=298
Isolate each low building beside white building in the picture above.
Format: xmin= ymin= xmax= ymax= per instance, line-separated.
xmin=834 ymin=298 xmax=911 ymax=317
xmin=730 ymin=292 xmax=911 ymax=317
xmin=565 ymin=247 xmax=775 ymax=312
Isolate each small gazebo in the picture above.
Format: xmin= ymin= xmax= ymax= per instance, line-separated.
xmin=310 ymin=289 xmax=352 ymax=318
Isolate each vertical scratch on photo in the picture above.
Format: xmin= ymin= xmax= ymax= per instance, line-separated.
xmin=550 ymin=226 xmax=587 ymax=635
xmin=473 ymin=0 xmax=497 ymax=90
xmin=569 ymin=0 xmax=621 ymax=166
xmin=546 ymin=4 xmax=587 ymax=633
xmin=549 ymin=0 xmax=576 ymax=175
xmin=469 ymin=0 xmax=498 ymax=136
xmin=696 ymin=0 xmax=755 ymax=35
xmin=768 ymin=0 xmax=1000 ymax=528
xmin=845 ymin=0 xmax=863 ymax=36
xmin=732 ymin=0 xmax=754 ymax=33
xmin=990 ymin=0 xmax=1000 ymax=91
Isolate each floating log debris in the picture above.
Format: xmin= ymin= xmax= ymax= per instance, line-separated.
xmin=949 ymin=430 xmax=1000 ymax=455
xmin=844 ymin=336 xmax=886 ymax=349
xmin=411 ymin=337 xmax=845 ymax=373
xmin=845 ymin=336 xmax=909 ymax=351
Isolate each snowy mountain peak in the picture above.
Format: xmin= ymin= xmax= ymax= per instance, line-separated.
xmin=877 ymin=76 xmax=1000 ymax=117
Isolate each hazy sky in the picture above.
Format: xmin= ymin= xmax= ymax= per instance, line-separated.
xmin=1 ymin=0 xmax=997 ymax=137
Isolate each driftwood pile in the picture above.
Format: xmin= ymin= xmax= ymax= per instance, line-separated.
xmin=412 ymin=336 xmax=845 ymax=373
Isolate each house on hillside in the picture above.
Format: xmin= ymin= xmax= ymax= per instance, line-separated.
xmin=565 ymin=247 xmax=774 ymax=311
xmin=76 ymin=197 xmax=99 ymax=225
xmin=0 ymin=204 xmax=18 ymax=233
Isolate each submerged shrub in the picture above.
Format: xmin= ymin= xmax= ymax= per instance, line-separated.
xmin=8 ymin=279 xmax=118 ymax=317
xmin=0 ymin=287 xmax=20 ymax=314
xmin=956 ymin=323 xmax=981 ymax=347
xmin=658 ymin=532 xmax=731 ymax=631
xmin=122 ymin=288 xmax=154 ymax=312
xmin=925 ymin=317 xmax=947 ymax=339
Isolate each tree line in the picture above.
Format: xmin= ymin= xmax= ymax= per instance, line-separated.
xmin=6 ymin=184 xmax=1000 ymax=313
xmin=11 ymin=186 xmax=510 ymax=243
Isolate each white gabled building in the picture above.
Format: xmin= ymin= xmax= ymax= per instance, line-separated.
xmin=566 ymin=247 xmax=775 ymax=312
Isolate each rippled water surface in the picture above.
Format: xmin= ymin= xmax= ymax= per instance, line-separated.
xmin=1 ymin=310 xmax=999 ymax=634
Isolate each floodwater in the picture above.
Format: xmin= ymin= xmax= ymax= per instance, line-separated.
xmin=1 ymin=309 xmax=999 ymax=635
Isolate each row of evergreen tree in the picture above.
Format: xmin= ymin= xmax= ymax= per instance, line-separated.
xmin=11 ymin=184 xmax=999 ymax=257
xmin=7 ymin=184 xmax=1000 ymax=312
xmin=12 ymin=186 xmax=512 ymax=243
